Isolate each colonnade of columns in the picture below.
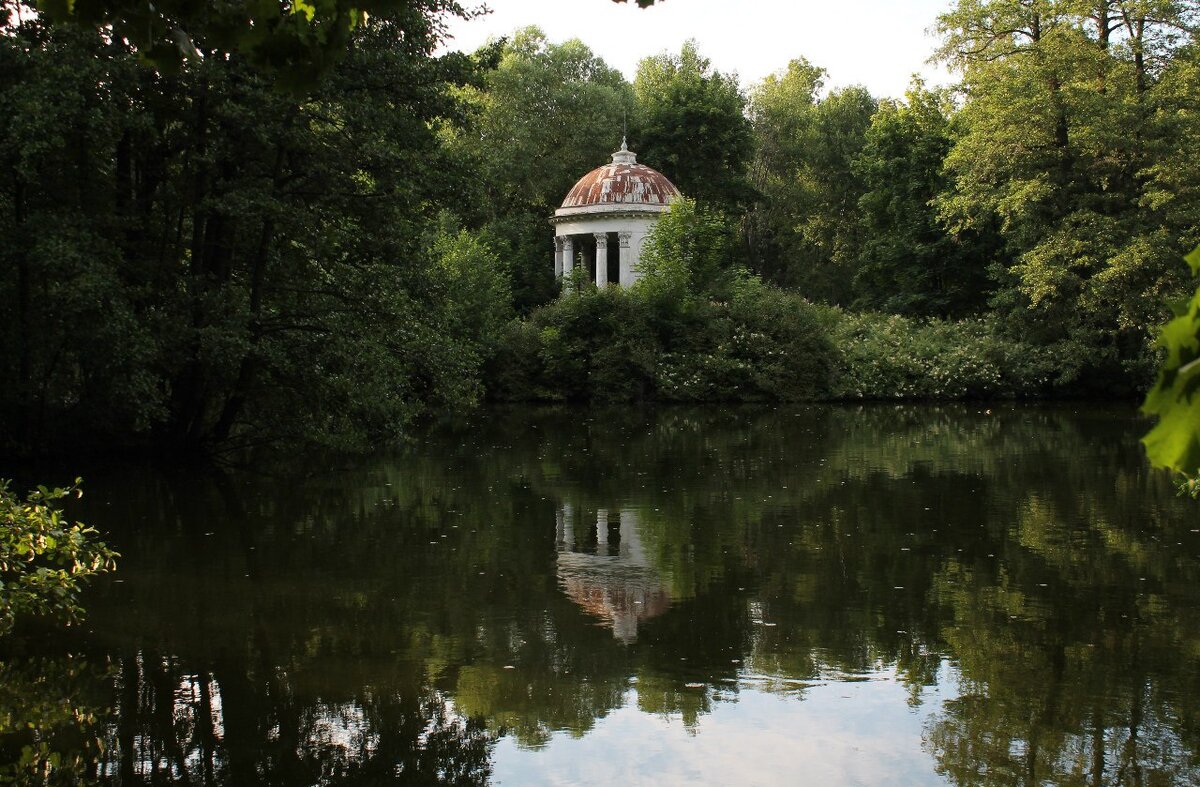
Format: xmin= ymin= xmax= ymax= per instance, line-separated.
xmin=555 ymin=502 xmax=646 ymax=563
xmin=554 ymin=231 xmax=636 ymax=288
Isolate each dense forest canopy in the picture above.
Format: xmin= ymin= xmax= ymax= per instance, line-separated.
xmin=2 ymin=0 xmax=1199 ymax=456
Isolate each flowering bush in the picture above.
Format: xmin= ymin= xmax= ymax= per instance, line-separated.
xmin=818 ymin=308 xmax=1059 ymax=400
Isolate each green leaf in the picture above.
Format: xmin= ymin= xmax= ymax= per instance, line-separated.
xmin=292 ymin=0 xmax=317 ymax=22
xmin=1143 ymin=390 xmax=1200 ymax=475
xmin=1142 ymin=259 xmax=1200 ymax=476
xmin=1186 ymin=244 xmax=1200 ymax=276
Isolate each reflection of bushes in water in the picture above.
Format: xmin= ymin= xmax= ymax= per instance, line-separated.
xmin=76 ymin=455 xmax=636 ymax=773
xmin=68 ymin=405 xmax=1200 ymax=776
xmin=927 ymin=555 xmax=1200 ymax=786
xmin=920 ymin=471 xmax=1200 ymax=784
xmin=0 ymin=653 xmax=109 ymax=785
xmin=454 ymin=660 xmax=628 ymax=749
xmin=478 ymin=404 xmax=1200 ymax=772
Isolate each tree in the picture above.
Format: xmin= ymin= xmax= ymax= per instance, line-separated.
xmin=935 ymin=0 xmax=1200 ymax=389
xmin=632 ymin=40 xmax=754 ymax=215
xmin=746 ymin=57 xmax=826 ymax=286
xmin=635 ymin=197 xmax=743 ymax=305
xmin=446 ymin=27 xmax=633 ymax=311
xmin=852 ymin=81 xmax=997 ymax=317
xmin=32 ymin=0 xmax=661 ymax=89
xmin=31 ymin=0 xmax=474 ymax=90
xmin=0 ymin=12 xmax=502 ymax=454
xmin=746 ymin=62 xmax=876 ymax=300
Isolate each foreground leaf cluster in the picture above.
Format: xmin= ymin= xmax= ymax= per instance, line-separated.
xmin=1142 ymin=245 xmax=1200 ymax=487
xmin=0 ymin=480 xmax=117 ymax=635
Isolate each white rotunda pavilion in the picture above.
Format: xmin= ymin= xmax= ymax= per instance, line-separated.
xmin=551 ymin=139 xmax=681 ymax=288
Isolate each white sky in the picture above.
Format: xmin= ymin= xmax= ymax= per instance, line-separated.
xmin=441 ymin=0 xmax=957 ymax=98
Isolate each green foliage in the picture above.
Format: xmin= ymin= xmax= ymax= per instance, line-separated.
xmin=852 ymin=81 xmax=997 ymax=317
xmin=1142 ymin=245 xmax=1200 ymax=482
xmin=489 ymin=272 xmax=836 ymax=405
xmin=654 ymin=282 xmax=835 ymax=402
xmin=635 ymin=197 xmax=741 ymax=305
xmin=447 ymin=27 xmax=634 ymax=311
xmin=488 ymin=198 xmax=836 ymax=404
xmin=819 ymin=309 xmax=1058 ymax=400
xmin=429 ymin=224 xmax=514 ymax=385
xmin=487 ymin=285 xmax=658 ymax=402
xmin=503 ymin=289 xmax=837 ymax=405
xmin=0 ymin=481 xmax=117 ymax=636
xmin=747 ymin=64 xmax=877 ymax=297
xmin=33 ymin=0 xmax=472 ymax=89
xmin=632 ymin=40 xmax=754 ymax=214
xmin=9 ymin=2 xmax=1200 ymax=454
xmin=933 ymin=0 xmax=1200 ymax=376
xmin=0 ymin=13 xmax=505 ymax=454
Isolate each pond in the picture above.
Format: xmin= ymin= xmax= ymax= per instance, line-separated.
xmin=5 ymin=404 xmax=1200 ymax=785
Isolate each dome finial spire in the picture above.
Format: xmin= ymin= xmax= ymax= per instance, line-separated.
xmin=612 ymin=135 xmax=637 ymax=165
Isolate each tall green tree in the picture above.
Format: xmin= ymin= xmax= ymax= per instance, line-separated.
xmin=935 ymin=0 xmax=1200 ymax=388
xmin=0 ymin=9 xmax=504 ymax=454
xmin=747 ymin=61 xmax=876 ymax=301
xmin=31 ymin=0 xmax=472 ymax=89
xmin=632 ymin=40 xmax=754 ymax=215
xmin=446 ymin=27 xmax=633 ymax=311
xmin=745 ymin=57 xmax=826 ymax=286
xmin=852 ymin=82 xmax=997 ymax=317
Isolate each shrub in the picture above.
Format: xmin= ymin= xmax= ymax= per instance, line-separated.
xmin=0 ymin=480 xmax=117 ymax=635
xmin=819 ymin=307 xmax=1058 ymax=400
xmin=488 ymin=278 xmax=837 ymax=403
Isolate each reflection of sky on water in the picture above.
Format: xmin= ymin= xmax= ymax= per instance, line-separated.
xmin=494 ymin=663 xmax=956 ymax=786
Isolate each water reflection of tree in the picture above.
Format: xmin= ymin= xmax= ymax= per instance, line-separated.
xmin=51 ymin=403 xmax=1200 ymax=782
xmin=0 ymin=649 xmax=110 ymax=785
xmin=472 ymin=405 xmax=1200 ymax=781
xmin=96 ymin=652 xmax=491 ymax=785
xmin=69 ymin=448 xmax=637 ymax=776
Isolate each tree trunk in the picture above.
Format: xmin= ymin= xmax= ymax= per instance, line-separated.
xmin=211 ymin=143 xmax=286 ymax=444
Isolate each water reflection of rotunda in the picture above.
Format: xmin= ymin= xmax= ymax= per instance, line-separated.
xmin=555 ymin=504 xmax=671 ymax=644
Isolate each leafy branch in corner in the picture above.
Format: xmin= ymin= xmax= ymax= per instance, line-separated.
xmin=0 ymin=480 xmax=118 ymax=634
xmin=1142 ymin=245 xmax=1200 ymax=498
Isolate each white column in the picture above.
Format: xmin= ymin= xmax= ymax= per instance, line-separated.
xmin=596 ymin=509 xmax=609 ymax=555
xmin=629 ymin=231 xmax=646 ymax=284
xmin=562 ymin=503 xmax=575 ymax=549
xmin=562 ymin=236 xmax=575 ymax=281
xmin=619 ymin=508 xmax=645 ymax=564
xmin=594 ymin=232 xmax=609 ymax=286
xmin=553 ymin=237 xmax=563 ymax=279
xmin=618 ymin=231 xmax=633 ymax=287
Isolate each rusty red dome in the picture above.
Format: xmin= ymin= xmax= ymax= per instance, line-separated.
xmin=557 ymin=140 xmax=680 ymax=215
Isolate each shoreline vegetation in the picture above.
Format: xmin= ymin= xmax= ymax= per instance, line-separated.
xmin=3 ymin=6 xmax=1199 ymax=458
xmin=488 ymin=200 xmax=1086 ymax=406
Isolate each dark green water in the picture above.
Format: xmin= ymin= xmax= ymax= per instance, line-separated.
xmin=5 ymin=405 xmax=1200 ymax=785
